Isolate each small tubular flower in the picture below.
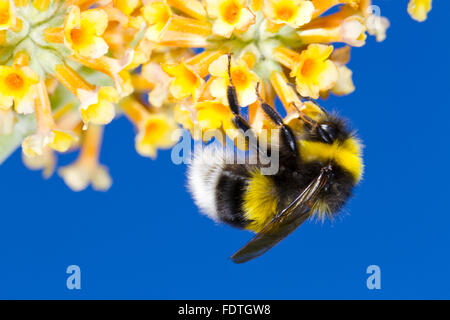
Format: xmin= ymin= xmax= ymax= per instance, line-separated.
xmin=0 ymin=65 xmax=39 ymax=114
xmin=59 ymin=125 xmax=112 ymax=192
xmin=205 ymin=0 xmax=255 ymax=38
xmin=328 ymin=45 xmax=354 ymax=96
xmin=408 ymin=0 xmax=432 ymax=22
xmin=163 ymin=50 xmax=223 ymax=101
xmin=311 ymin=0 xmax=360 ymax=18
xmin=141 ymin=62 xmax=171 ymax=107
xmin=22 ymin=147 xmax=56 ymax=178
xmin=113 ymin=0 xmax=141 ymax=16
xmin=263 ymin=0 xmax=314 ymax=28
xmin=78 ymin=86 xmax=119 ymax=127
xmin=22 ymin=82 xmax=78 ymax=157
xmin=209 ymin=54 xmax=259 ymax=107
xmin=274 ymin=44 xmax=338 ymax=99
xmin=163 ymin=61 xmax=204 ymax=100
xmin=195 ymin=100 xmax=234 ymax=133
xmin=64 ymin=6 xmax=109 ymax=59
xmin=297 ymin=7 xmax=367 ymax=47
xmin=142 ymin=0 xmax=173 ymax=41
xmin=121 ymin=97 xmax=179 ymax=158
xmin=0 ymin=0 xmax=15 ymax=31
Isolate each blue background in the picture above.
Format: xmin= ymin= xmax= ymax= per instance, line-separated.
xmin=0 ymin=1 xmax=449 ymax=299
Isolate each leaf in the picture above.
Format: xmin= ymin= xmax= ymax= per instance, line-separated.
xmin=0 ymin=115 xmax=36 ymax=165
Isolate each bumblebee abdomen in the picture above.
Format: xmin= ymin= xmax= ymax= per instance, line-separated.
xmin=187 ymin=146 xmax=249 ymax=228
xmin=187 ymin=146 xmax=279 ymax=231
xmin=242 ymin=171 xmax=279 ymax=233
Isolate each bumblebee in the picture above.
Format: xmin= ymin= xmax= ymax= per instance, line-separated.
xmin=188 ymin=55 xmax=363 ymax=264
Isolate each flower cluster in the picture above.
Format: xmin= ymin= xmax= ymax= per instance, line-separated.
xmin=0 ymin=0 xmax=392 ymax=191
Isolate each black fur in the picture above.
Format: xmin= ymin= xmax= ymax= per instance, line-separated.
xmin=213 ymin=114 xmax=357 ymax=229
xmin=215 ymin=165 xmax=251 ymax=229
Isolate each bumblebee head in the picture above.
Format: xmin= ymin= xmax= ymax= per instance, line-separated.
xmin=299 ymin=113 xmax=364 ymax=183
xmin=304 ymin=114 xmax=350 ymax=144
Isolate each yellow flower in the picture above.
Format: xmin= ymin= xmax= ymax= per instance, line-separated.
xmin=174 ymin=102 xmax=199 ymax=138
xmin=205 ymin=0 xmax=255 ymax=38
xmin=64 ymin=6 xmax=109 ymax=59
xmin=22 ymin=147 xmax=56 ymax=179
xmin=274 ymin=44 xmax=338 ymax=99
xmin=209 ymin=54 xmax=259 ymax=107
xmin=135 ymin=113 xmax=179 ymax=158
xmin=54 ymin=64 xmax=119 ymax=127
xmin=141 ymin=62 xmax=171 ymax=107
xmin=0 ymin=0 xmax=15 ymax=31
xmin=331 ymin=65 xmax=355 ymax=96
xmin=59 ymin=161 xmax=112 ymax=191
xmin=142 ymin=0 xmax=173 ymax=41
xmin=114 ymin=0 xmax=141 ymax=16
xmin=22 ymin=82 xmax=78 ymax=157
xmin=195 ymin=100 xmax=235 ymax=134
xmin=78 ymin=87 xmax=119 ymax=127
xmin=195 ymin=99 xmax=254 ymax=148
xmin=22 ymin=129 xmax=77 ymax=157
xmin=162 ymin=50 xmax=224 ymax=101
xmin=366 ymin=14 xmax=390 ymax=42
xmin=269 ymin=70 xmax=302 ymax=114
xmin=70 ymin=49 xmax=135 ymax=98
xmin=328 ymin=46 xmax=354 ymax=96
xmin=263 ymin=0 xmax=315 ymax=28
xmin=121 ymin=97 xmax=180 ymax=158
xmin=163 ymin=61 xmax=204 ymax=100
xmin=408 ymin=0 xmax=432 ymax=22
xmin=0 ymin=65 xmax=39 ymax=114
xmin=311 ymin=0 xmax=360 ymax=18
xmin=59 ymin=125 xmax=112 ymax=192
xmin=297 ymin=8 xmax=367 ymax=47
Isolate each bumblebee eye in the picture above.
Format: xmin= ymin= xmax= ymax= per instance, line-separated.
xmin=317 ymin=123 xmax=337 ymax=143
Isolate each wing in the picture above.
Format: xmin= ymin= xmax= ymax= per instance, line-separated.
xmin=230 ymin=165 xmax=332 ymax=264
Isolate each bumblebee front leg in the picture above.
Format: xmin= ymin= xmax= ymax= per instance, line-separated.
xmin=226 ymin=55 xmax=253 ymax=133
xmin=225 ymin=54 xmax=299 ymax=160
xmin=255 ymin=86 xmax=299 ymax=156
xmin=224 ymin=54 xmax=263 ymax=156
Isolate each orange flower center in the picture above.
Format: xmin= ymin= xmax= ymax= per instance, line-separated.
xmin=182 ymin=68 xmax=199 ymax=86
xmin=231 ymin=69 xmax=248 ymax=88
xmin=221 ymin=1 xmax=241 ymax=24
xmin=276 ymin=5 xmax=295 ymax=21
xmin=143 ymin=120 xmax=167 ymax=144
xmin=0 ymin=11 xmax=9 ymax=25
xmin=70 ymin=28 xmax=85 ymax=45
xmin=5 ymin=73 xmax=24 ymax=90
xmin=300 ymin=59 xmax=318 ymax=78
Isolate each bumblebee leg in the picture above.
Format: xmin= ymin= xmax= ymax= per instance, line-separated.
xmin=287 ymin=83 xmax=328 ymax=114
xmin=256 ymin=89 xmax=299 ymax=155
xmin=225 ymin=54 xmax=259 ymax=148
